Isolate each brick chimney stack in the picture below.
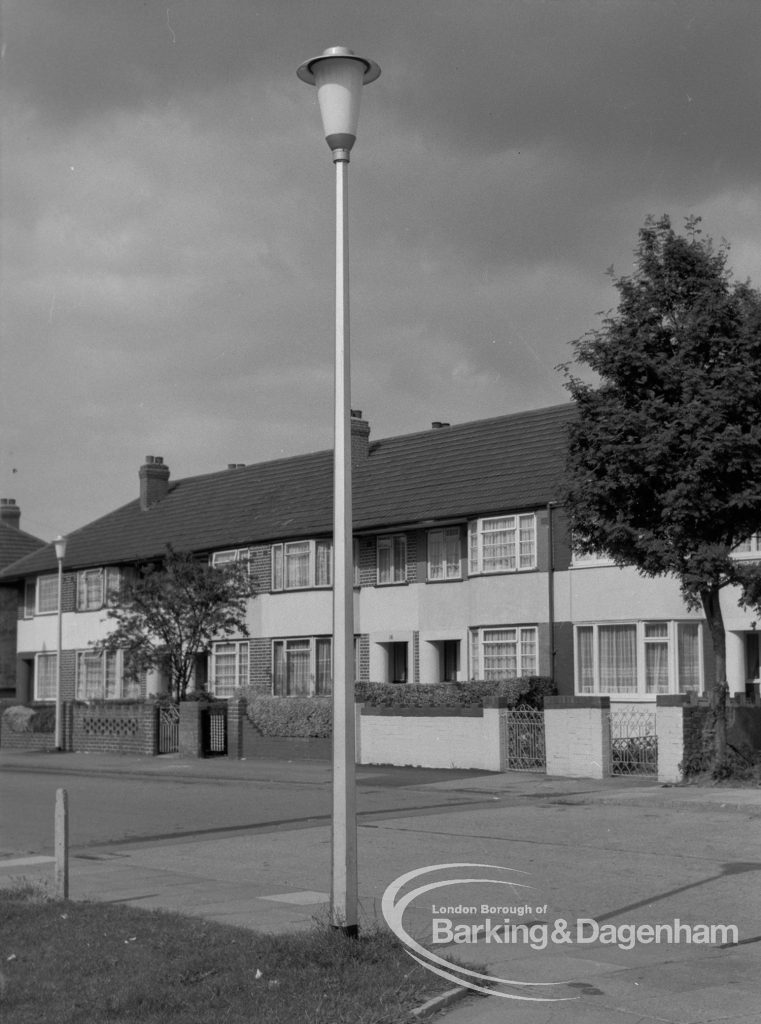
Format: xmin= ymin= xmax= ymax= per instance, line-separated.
xmin=0 ymin=498 xmax=21 ymax=529
xmin=350 ymin=410 xmax=370 ymax=467
xmin=139 ymin=456 xmax=170 ymax=510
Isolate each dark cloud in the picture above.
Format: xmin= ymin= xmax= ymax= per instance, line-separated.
xmin=2 ymin=0 xmax=759 ymax=536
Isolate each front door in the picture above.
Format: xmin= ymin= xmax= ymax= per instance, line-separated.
xmin=391 ymin=642 xmax=408 ymax=684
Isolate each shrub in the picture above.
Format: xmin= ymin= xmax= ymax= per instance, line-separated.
xmin=235 ymin=677 xmax=556 ymax=737
xmin=356 ymin=676 xmax=555 ymax=709
xmin=244 ymin=695 xmax=332 ymax=737
xmin=2 ymin=705 xmax=56 ymax=734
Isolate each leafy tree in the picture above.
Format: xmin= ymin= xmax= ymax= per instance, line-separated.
xmin=561 ymin=215 xmax=761 ymax=764
xmin=96 ymin=546 xmax=254 ymax=702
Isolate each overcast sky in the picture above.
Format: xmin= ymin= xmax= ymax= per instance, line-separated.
xmin=2 ymin=0 xmax=760 ymax=540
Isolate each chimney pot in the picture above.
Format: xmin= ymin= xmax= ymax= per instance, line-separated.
xmin=350 ymin=412 xmax=370 ymax=466
xmin=0 ymin=498 xmax=20 ymax=529
xmin=431 ymin=421 xmax=450 ymax=429
xmin=139 ymin=456 xmax=170 ymax=510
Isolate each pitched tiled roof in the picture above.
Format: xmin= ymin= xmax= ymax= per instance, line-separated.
xmin=0 ymin=403 xmax=575 ymax=579
xmin=0 ymin=522 xmax=46 ymax=572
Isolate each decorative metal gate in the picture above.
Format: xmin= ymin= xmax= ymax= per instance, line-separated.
xmin=503 ymin=705 xmax=546 ymax=772
xmin=158 ymin=703 xmax=180 ymax=754
xmin=609 ymin=707 xmax=657 ymax=775
xmin=202 ymin=704 xmax=227 ymax=756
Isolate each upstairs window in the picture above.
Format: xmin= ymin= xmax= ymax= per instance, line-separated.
xmin=211 ymin=549 xmax=252 ymax=574
xmin=468 ymin=514 xmax=536 ymax=574
xmin=76 ymin=568 xmax=122 ymax=611
xmin=271 ymin=540 xmax=332 ymax=591
xmin=377 ymin=534 xmax=407 ymax=585
xmin=733 ymin=532 xmax=761 ymax=558
xmin=23 ymin=580 xmax=36 ymax=618
xmin=427 ymin=527 xmax=461 ymax=581
xmin=36 ymin=575 xmax=59 ymax=614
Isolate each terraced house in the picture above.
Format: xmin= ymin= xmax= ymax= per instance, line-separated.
xmin=2 ymin=403 xmax=759 ymax=707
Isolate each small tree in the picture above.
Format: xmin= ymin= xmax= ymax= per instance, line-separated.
xmin=561 ymin=215 xmax=761 ymax=767
xmin=97 ymin=546 xmax=254 ymax=702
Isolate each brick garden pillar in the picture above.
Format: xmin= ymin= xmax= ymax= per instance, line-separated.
xmin=544 ymin=696 xmax=611 ymax=779
xmin=178 ymin=701 xmax=203 ymax=758
xmin=227 ymin=699 xmax=246 ymax=760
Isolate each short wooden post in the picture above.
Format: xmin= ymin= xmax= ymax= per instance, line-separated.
xmin=55 ymin=788 xmax=69 ymax=898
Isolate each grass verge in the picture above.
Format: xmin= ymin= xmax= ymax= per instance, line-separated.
xmin=0 ymin=883 xmax=451 ymax=1024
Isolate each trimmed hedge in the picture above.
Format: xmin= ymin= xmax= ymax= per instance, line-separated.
xmin=237 ymin=677 xmax=555 ymax=737
xmin=244 ymin=695 xmax=333 ymax=738
xmin=355 ymin=677 xmax=555 ymax=709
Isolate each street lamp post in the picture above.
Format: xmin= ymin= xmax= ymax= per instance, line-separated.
xmin=297 ymin=46 xmax=380 ymax=935
xmin=54 ymin=534 xmax=67 ymax=751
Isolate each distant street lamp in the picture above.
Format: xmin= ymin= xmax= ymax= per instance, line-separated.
xmin=54 ymin=534 xmax=67 ymax=750
xmin=297 ymin=46 xmax=380 ymax=935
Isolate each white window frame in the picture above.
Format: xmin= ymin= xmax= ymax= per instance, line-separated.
xmin=574 ymin=621 xmax=703 ymax=698
xmin=210 ymin=640 xmax=249 ymax=697
xmin=427 ymin=527 xmax=461 ymax=581
xmin=271 ymin=636 xmax=332 ymax=696
xmin=468 ymin=514 xmax=536 ymax=575
xmin=469 ymin=626 xmax=538 ymax=680
xmin=76 ymin=567 xmax=122 ymax=611
xmin=75 ymin=649 xmax=135 ymax=700
xmin=377 ymin=534 xmax=407 ymax=585
xmin=35 ymin=574 xmax=58 ymax=615
xmin=211 ymin=549 xmax=252 ymax=575
xmin=733 ymin=532 xmax=761 ymax=559
xmin=34 ymin=652 xmax=57 ymax=701
xmin=271 ymin=540 xmax=332 ymax=591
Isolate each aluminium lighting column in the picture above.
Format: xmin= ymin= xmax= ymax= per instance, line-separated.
xmin=297 ymin=46 xmax=380 ymax=935
xmin=54 ymin=534 xmax=67 ymax=750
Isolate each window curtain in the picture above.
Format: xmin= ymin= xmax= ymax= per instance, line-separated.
xmin=315 ymin=639 xmax=332 ymax=694
xmin=482 ymin=519 xmax=514 ymax=571
xmin=518 ymin=515 xmax=536 ymax=568
xmin=286 ymin=640 xmax=311 ymax=695
xmin=315 ymin=542 xmax=332 ymax=586
xmin=36 ymin=654 xmax=57 ymax=700
xmin=576 ymin=626 xmax=595 ymax=693
xmin=677 ymin=623 xmax=701 ymax=693
xmin=285 ymin=542 xmax=310 ymax=588
xmin=519 ymin=628 xmax=537 ymax=675
xmin=599 ymin=625 xmax=637 ymax=693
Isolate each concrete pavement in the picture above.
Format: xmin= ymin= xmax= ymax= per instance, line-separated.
xmin=2 ymin=749 xmax=761 ymax=1023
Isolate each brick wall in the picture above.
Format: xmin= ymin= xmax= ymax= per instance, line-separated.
xmin=71 ymin=701 xmax=157 ymax=755
xmin=359 ymin=704 xmax=503 ymax=770
xmin=544 ymin=696 xmax=611 ymax=778
xmin=249 ymin=637 xmax=271 ymax=693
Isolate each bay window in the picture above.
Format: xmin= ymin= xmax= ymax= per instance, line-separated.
xmin=576 ymin=621 xmax=702 ymax=696
xmin=272 ymin=637 xmax=332 ymax=696
xmin=271 ymin=540 xmax=332 ymax=590
xmin=468 ymin=514 xmax=536 ymax=574
xmin=470 ymin=626 xmax=538 ymax=680
xmin=75 ymin=649 xmax=139 ymax=699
